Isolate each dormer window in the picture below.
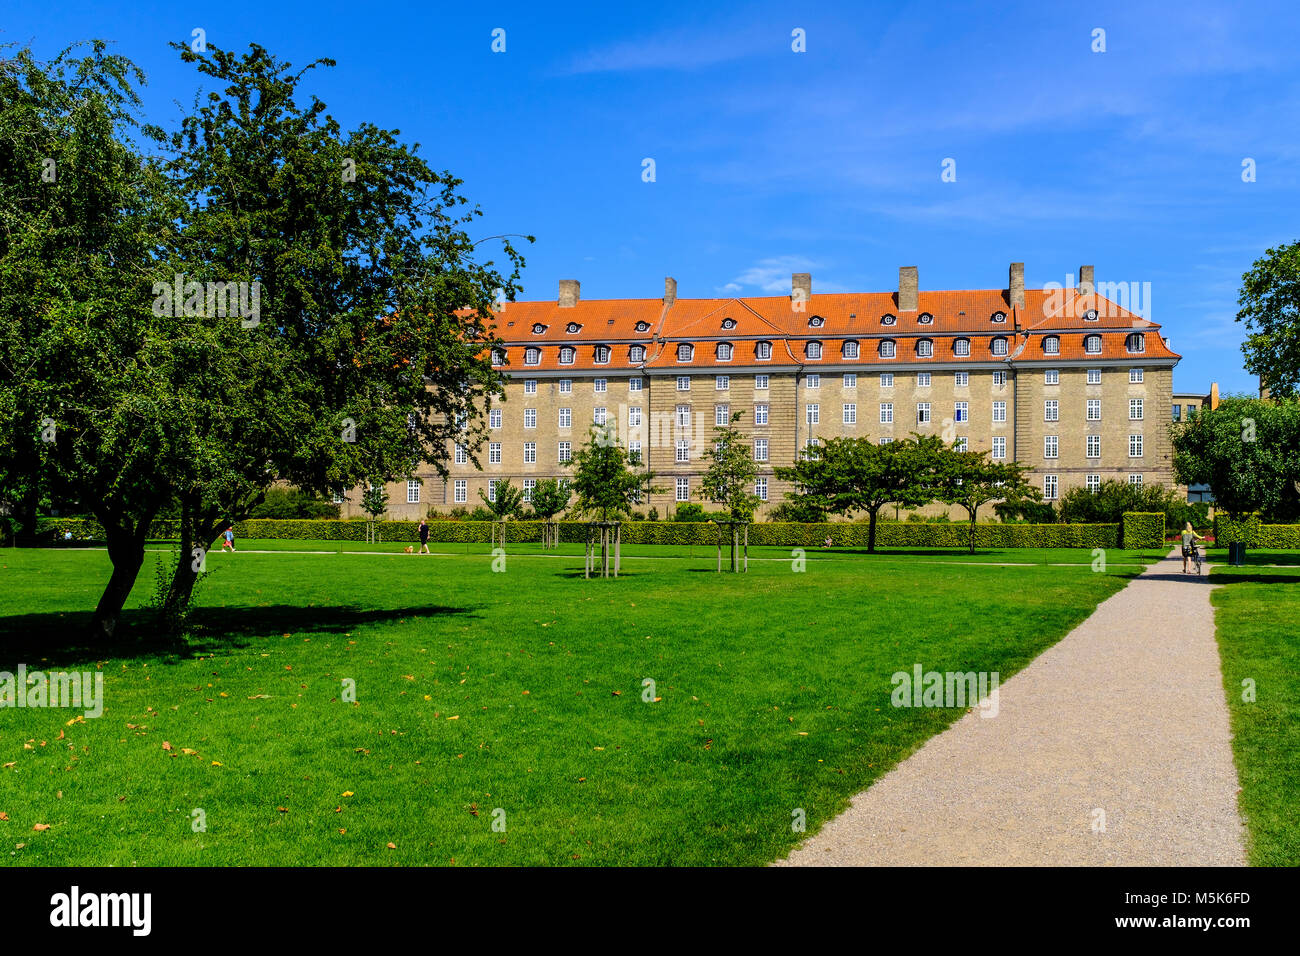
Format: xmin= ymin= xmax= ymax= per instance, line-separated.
xmin=991 ymin=336 xmax=1009 ymax=356
xmin=677 ymin=343 xmax=693 ymax=362
xmin=806 ymin=341 xmax=822 ymax=360
xmin=1043 ymin=335 xmax=1060 ymax=355
xmin=755 ymin=341 xmax=772 ymax=361
xmin=881 ymin=314 xmax=897 ymax=326
xmin=524 ymin=347 xmax=541 ymax=365
xmin=594 ymin=345 xmax=611 ymax=364
xmin=918 ymin=312 xmax=934 ymax=325
xmin=532 ymin=323 xmax=546 ymax=334
xmin=1084 ymin=334 xmax=1102 ymax=354
xmin=565 ymin=322 xmax=580 ymax=333
xmin=991 ymin=312 xmax=1007 ymax=324
xmin=842 ymin=340 xmax=860 ymax=359
xmin=721 ymin=318 xmax=737 ymax=330
xmin=808 ymin=315 xmax=825 ymax=328
xmin=559 ymin=346 xmax=575 ymax=365
xmin=916 ymin=339 xmax=934 ymax=357
xmin=1125 ymin=333 xmax=1145 ymax=353
xmin=716 ymin=342 xmax=733 ymax=361
xmin=879 ymin=339 xmax=896 ymax=359
xmin=635 ymin=321 xmax=650 ymax=332
xmin=629 ymin=345 xmax=646 ymax=363
xmin=1083 ymin=309 xmax=1099 ymax=322
xmin=953 ymin=337 xmax=970 ymax=357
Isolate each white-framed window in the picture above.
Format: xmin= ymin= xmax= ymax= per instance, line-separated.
xmin=1087 ymin=435 xmax=1100 ymax=458
xmin=489 ymin=442 xmax=501 ymax=464
xmin=524 ymin=442 xmax=536 ymax=463
xmin=954 ymin=437 xmax=968 ymax=452
xmin=1043 ymin=335 xmax=1060 ymax=355
xmin=1045 ymin=400 xmax=1059 ymax=422
xmin=487 ymin=479 xmax=498 ymax=503
xmin=1129 ymin=434 xmax=1144 ymax=458
xmin=629 ymin=345 xmax=646 ymax=363
xmin=1045 ymin=369 xmax=1059 ymax=385
xmin=593 ymin=407 xmax=607 ymax=426
xmin=954 ymin=338 xmax=970 ymax=357
xmin=917 ymin=402 xmax=931 ymax=424
xmin=754 ymin=438 xmax=768 ymax=461
xmin=558 ymin=407 xmax=572 ymax=428
xmin=1130 ymin=368 xmax=1144 ymax=383
xmin=629 ymin=440 xmax=642 ymax=463
xmin=407 ymin=480 xmax=421 ymax=503
xmin=594 ymin=345 xmax=611 ymax=364
xmin=992 ymin=370 xmax=1007 ymax=387
xmin=751 ymin=375 xmax=768 ymax=392
xmin=677 ymin=343 xmax=693 ymax=362
xmin=715 ymin=375 xmax=729 ymax=390
xmin=524 ymin=347 xmax=541 ymax=366
xmin=1126 ymin=333 xmax=1145 ymax=353
xmin=917 ymin=372 xmax=931 ymax=387
xmin=453 ymin=479 xmax=467 ymax=503
xmin=1086 ymin=474 xmax=1101 ymax=492
xmin=524 ymin=379 xmax=537 ymax=394
xmin=806 ymin=341 xmax=822 ymax=360
xmin=489 ymin=408 xmax=502 ymax=429
xmin=594 ymin=378 xmax=607 ymax=393
xmin=805 ymin=438 xmax=821 ymax=458
xmin=954 ymin=371 xmax=969 ymax=387
xmin=843 ymin=341 xmax=860 ymax=359
xmin=755 ymin=341 xmax=772 ymax=361
xmin=755 ymin=477 xmax=768 ymax=502
xmin=332 ymin=491 xmax=345 ymax=504
xmin=1087 ymin=399 xmax=1101 ymax=421
xmin=881 ymin=372 xmax=894 ymax=388
xmin=916 ymin=339 xmax=933 ymax=358
xmin=1130 ymin=398 xmax=1144 ymax=421
xmin=715 ymin=404 xmax=729 ymax=426
xmin=629 ymin=406 xmax=642 ymax=427
xmin=676 ymin=404 xmax=691 ymax=427
xmin=676 ymin=376 xmax=691 ymax=391
xmin=880 ymin=437 xmax=893 ymax=445
xmin=806 ymin=404 xmax=819 ymax=425
xmin=992 ymin=436 xmax=1006 ymax=459
xmin=880 ymin=402 xmax=894 ymax=424
xmin=1044 ymin=435 xmax=1058 ymax=459
xmin=559 ymin=379 xmax=572 ymax=393
xmin=806 ymin=374 xmax=820 ymax=389
xmin=992 ymin=401 xmax=1006 ymax=422
xmin=843 ymin=403 xmax=857 ymax=424
xmin=558 ymin=442 xmax=571 ymax=463
xmin=559 ymin=346 xmax=575 ymax=365
xmin=755 ymin=404 xmax=769 ymax=425
xmin=991 ymin=337 xmax=1009 ymax=356
xmin=629 ymin=377 xmax=643 ymax=392
xmin=843 ymin=373 xmax=857 ymax=388
xmin=523 ymin=478 xmax=535 ymax=502
xmin=1087 ymin=368 xmax=1101 ymax=385
xmin=1084 ymin=334 xmax=1102 ymax=354
xmin=716 ymin=343 xmax=733 ymax=362
xmin=1043 ymin=474 xmax=1058 ymax=500
xmin=1129 ymin=473 xmax=1143 ymax=486
xmin=879 ymin=340 xmax=896 ymax=359
xmin=524 ymin=408 xmax=537 ymax=429
xmin=676 ymin=439 xmax=690 ymax=462
xmin=954 ymin=402 xmax=968 ymax=423
xmin=455 ymin=443 xmax=467 ymax=465
xmin=676 ymin=477 xmax=689 ymax=501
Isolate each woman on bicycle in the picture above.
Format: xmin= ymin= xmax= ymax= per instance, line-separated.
xmin=1181 ymin=522 xmax=1205 ymax=574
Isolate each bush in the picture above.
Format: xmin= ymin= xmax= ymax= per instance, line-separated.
xmin=766 ymin=499 xmax=829 ymax=523
xmin=993 ymin=497 xmax=1057 ymax=523
xmin=1121 ymin=512 xmax=1165 ymax=549
xmin=1213 ymin=514 xmax=1300 ymax=548
xmin=249 ymin=487 xmax=341 ymax=520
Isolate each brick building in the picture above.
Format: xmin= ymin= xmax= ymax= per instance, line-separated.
xmin=351 ymin=263 xmax=1180 ymax=519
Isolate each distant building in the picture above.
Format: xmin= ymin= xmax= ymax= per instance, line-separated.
xmin=1172 ymin=387 xmax=1216 ymax=504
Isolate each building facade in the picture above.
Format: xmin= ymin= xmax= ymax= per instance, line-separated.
xmin=352 ymin=263 xmax=1181 ymax=519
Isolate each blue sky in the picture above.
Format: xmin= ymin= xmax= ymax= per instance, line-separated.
xmin=7 ymin=0 xmax=1299 ymax=395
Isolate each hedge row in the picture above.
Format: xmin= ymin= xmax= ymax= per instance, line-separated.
xmin=1214 ymin=515 xmax=1300 ymax=548
xmin=1121 ymin=512 xmax=1165 ymax=550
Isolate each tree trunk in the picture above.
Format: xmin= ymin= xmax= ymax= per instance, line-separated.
xmin=88 ymin=513 xmax=152 ymax=641
xmin=163 ymin=497 xmax=218 ymax=625
xmin=867 ymin=507 xmax=878 ymax=553
xmin=968 ymin=510 xmax=977 ymax=554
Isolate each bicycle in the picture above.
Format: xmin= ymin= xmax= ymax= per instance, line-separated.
xmin=1190 ymin=543 xmax=1202 ymax=576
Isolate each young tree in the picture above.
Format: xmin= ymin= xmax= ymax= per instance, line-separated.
xmin=1237 ymin=241 xmax=1300 ymax=398
xmin=698 ymin=411 xmax=761 ymax=521
xmin=530 ymin=478 xmax=571 ymax=521
xmin=360 ymin=484 xmax=389 ymax=521
xmin=479 ymin=478 xmax=525 ymax=520
xmin=569 ymin=427 xmax=660 ymax=521
xmin=775 ymin=434 xmax=941 ymax=553
xmin=932 ymin=448 xmax=1037 ymax=554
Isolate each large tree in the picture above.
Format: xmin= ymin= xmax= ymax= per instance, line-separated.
xmin=1238 ymin=241 xmax=1300 ymax=398
xmin=775 ymin=434 xmax=942 ymax=553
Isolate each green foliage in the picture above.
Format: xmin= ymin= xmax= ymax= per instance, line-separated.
xmin=766 ymin=499 xmax=829 ymax=523
xmin=698 ymin=411 xmax=761 ymax=520
xmin=360 ymin=485 xmax=388 ymax=520
xmin=528 ymin=478 xmax=570 ymax=522
xmin=993 ymin=496 xmax=1058 ymax=523
xmin=569 ymin=427 xmax=660 ymax=521
xmin=1213 ymin=515 xmax=1300 ymax=548
xmin=1237 ymin=241 xmax=1300 ymax=398
xmin=1121 ymin=512 xmax=1165 ymax=549
xmin=249 ymin=487 xmax=341 ymax=520
xmin=672 ymin=503 xmax=727 ymax=522
xmin=930 ymin=445 xmax=1038 ymax=552
xmin=479 ymin=478 xmax=525 ymax=520
xmin=1059 ymin=479 xmax=1184 ymax=526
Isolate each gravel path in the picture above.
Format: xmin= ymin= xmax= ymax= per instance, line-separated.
xmin=778 ymin=549 xmax=1247 ymax=866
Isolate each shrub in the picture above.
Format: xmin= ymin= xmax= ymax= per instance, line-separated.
xmin=1121 ymin=512 xmax=1165 ymax=549
xmin=249 ymin=487 xmax=341 ymax=519
xmin=993 ymin=497 xmax=1057 ymax=523
xmin=766 ymin=499 xmax=829 ymax=523
xmin=1212 ymin=514 xmax=1300 ymax=547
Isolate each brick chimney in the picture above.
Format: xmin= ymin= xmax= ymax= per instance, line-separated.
xmin=1078 ymin=264 xmax=1094 ymax=296
xmin=791 ymin=272 xmax=812 ymax=304
xmin=663 ymin=277 xmax=677 ymax=306
xmin=898 ymin=266 xmax=918 ymax=312
xmin=558 ymin=279 xmax=579 ymax=308
xmin=1008 ymin=262 xmax=1025 ymax=309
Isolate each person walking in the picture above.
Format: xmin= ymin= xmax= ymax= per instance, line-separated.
xmin=222 ymin=525 xmax=236 ymax=553
xmin=1181 ymin=521 xmax=1204 ymax=574
xmin=418 ymin=517 xmax=430 ymax=554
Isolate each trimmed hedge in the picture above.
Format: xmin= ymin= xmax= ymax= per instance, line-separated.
xmin=1214 ymin=515 xmax=1300 ymax=548
xmin=1121 ymin=512 xmax=1165 ymax=549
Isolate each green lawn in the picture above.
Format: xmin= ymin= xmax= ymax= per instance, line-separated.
xmin=1 ymin=545 xmax=1155 ymax=866
xmin=1208 ymin=552 xmax=1300 ymax=866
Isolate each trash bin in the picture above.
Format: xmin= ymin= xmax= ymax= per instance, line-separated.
xmin=1228 ymin=541 xmax=1246 ymax=566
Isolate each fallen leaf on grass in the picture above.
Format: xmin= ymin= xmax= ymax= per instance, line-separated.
xmin=0 ymin=812 xmax=8 ymax=821
xmin=248 ymin=695 xmax=271 ymax=700
xmin=447 ymin=715 xmax=459 ymax=720
xmin=3 ymin=763 xmax=14 ymax=769
xmin=161 ymin=741 xmax=172 ymax=752
xmin=32 ymin=824 xmax=50 ymax=831
xmin=341 ymin=791 xmax=354 ymax=797
xmin=181 ymin=748 xmax=198 ymax=756
xmin=211 ymin=761 xmax=222 ymax=767
xmin=277 ymin=807 xmax=289 ymax=813
xmin=386 ymin=842 xmax=396 ymax=849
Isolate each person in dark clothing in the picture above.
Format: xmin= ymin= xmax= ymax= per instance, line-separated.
xmin=418 ymin=518 xmax=430 ymax=554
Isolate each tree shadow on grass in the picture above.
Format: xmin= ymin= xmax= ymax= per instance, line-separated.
xmin=0 ymin=603 xmax=472 ymax=670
